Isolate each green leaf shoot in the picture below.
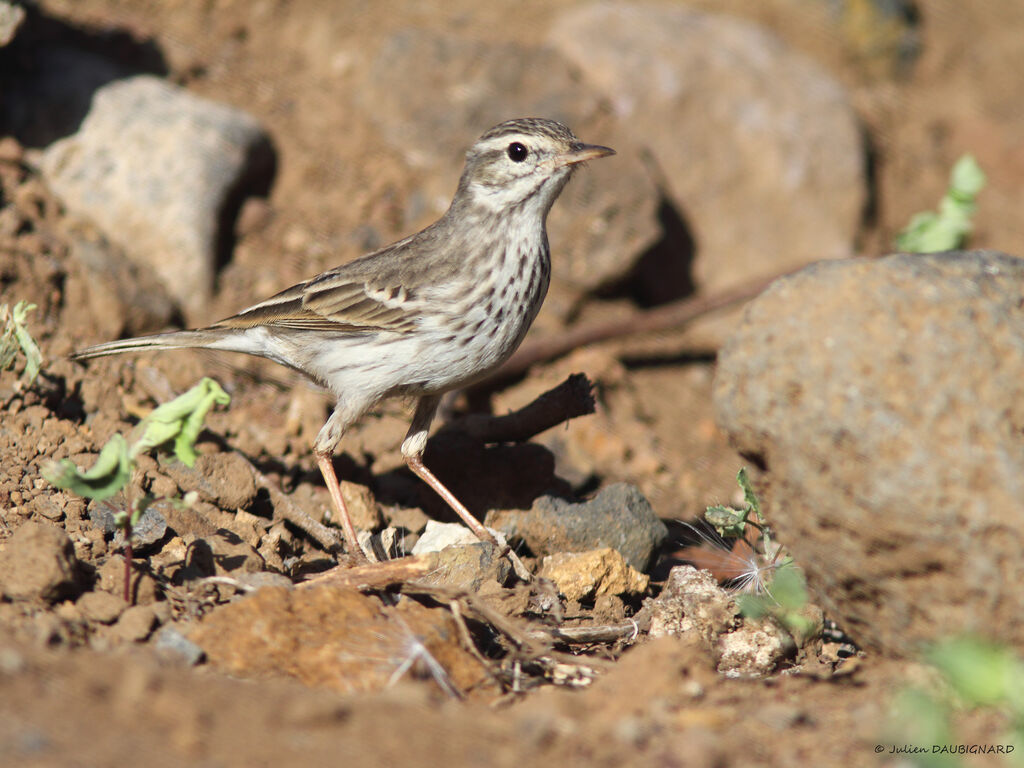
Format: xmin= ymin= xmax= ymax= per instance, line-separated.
xmin=131 ymin=377 xmax=231 ymax=466
xmin=43 ymin=433 xmax=133 ymax=501
xmin=703 ymin=468 xmax=760 ymax=538
xmin=737 ymin=467 xmax=760 ymax=518
xmin=926 ymin=636 xmax=1024 ymax=710
xmin=0 ymin=300 xmax=43 ymax=387
xmin=704 ymin=504 xmax=750 ymax=539
xmin=895 ymin=154 xmax=986 ymax=253
xmin=44 ymin=377 xmax=231 ymax=504
xmin=888 ymin=636 xmax=1024 ymax=768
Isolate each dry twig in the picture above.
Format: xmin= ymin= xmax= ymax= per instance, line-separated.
xmin=399 ymin=582 xmax=616 ymax=674
xmin=483 ymin=269 xmax=800 ymax=383
xmin=533 ymin=617 xmax=650 ymax=645
xmin=297 ymin=553 xmax=438 ymax=589
xmin=448 ymin=372 xmax=595 ymax=443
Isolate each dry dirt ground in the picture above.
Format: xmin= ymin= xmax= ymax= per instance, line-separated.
xmin=2 ymin=1 xmax=1023 ymax=766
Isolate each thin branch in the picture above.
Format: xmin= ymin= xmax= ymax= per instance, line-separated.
xmin=483 ymin=269 xmax=798 ymax=383
xmin=449 ymin=599 xmax=508 ymax=689
xmin=531 ymin=617 xmax=650 ymax=645
xmin=448 ymin=373 xmax=596 ymax=444
xmin=398 ymin=582 xmax=616 ymax=671
xmin=297 ymin=553 xmax=438 ymax=589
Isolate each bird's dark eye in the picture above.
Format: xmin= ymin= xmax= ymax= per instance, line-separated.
xmin=507 ymin=142 xmax=528 ymax=162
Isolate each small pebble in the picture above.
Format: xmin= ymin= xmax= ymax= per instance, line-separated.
xmin=113 ymin=604 xmax=157 ymax=642
xmin=77 ymin=590 xmax=128 ymax=624
xmin=153 ymin=626 xmax=205 ymax=665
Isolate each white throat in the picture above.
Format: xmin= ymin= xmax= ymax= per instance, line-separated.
xmin=467 ymin=168 xmax=571 ymax=217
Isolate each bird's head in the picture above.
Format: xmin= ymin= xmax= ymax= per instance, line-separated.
xmin=454 ymin=118 xmax=615 ymax=217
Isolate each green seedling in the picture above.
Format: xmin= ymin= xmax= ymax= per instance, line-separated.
xmin=0 ymin=300 xmax=42 ymax=387
xmin=704 ymin=467 xmax=760 ymax=539
xmin=927 ymin=636 xmax=1024 ymax=713
xmin=44 ymin=377 xmax=230 ymax=600
xmin=44 ymin=433 xmax=134 ymax=502
xmin=735 ymin=558 xmax=817 ymax=643
xmin=895 ymin=154 xmax=986 ymax=253
xmin=699 ymin=469 xmax=815 ymax=641
xmin=887 ymin=636 xmax=1024 ymax=768
xmin=704 ymin=468 xmax=776 ymax=562
xmin=890 ymin=686 xmax=960 ymax=768
xmin=128 ymin=376 xmax=232 ymax=467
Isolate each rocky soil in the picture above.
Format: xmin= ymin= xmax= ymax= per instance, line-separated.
xmin=2 ymin=1 xmax=1024 ymax=766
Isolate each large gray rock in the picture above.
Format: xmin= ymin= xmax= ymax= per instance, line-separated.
xmin=713 ymin=251 xmax=1024 ymax=655
xmin=485 ymin=483 xmax=667 ymax=571
xmin=550 ymin=3 xmax=865 ymax=294
xmin=38 ymin=75 xmax=273 ymax=319
xmin=354 ymin=29 xmax=662 ymax=306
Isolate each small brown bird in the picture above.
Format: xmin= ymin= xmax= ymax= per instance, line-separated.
xmin=72 ymin=118 xmax=614 ymax=559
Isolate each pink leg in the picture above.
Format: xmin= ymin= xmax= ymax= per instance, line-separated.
xmin=402 ymin=395 xmax=499 ymax=547
xmin=404 ymin=453 xmax=499 ymax=546
xmin=316 ymin=451 xmax=368 ymax=562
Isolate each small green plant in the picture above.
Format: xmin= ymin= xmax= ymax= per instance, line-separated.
xmin=704 ymin=467 xmax=762 ymax=539
xmin=0 ymin=300 xmax=42 ymax=387
xmin=734 ymin=559 xmax=816 ymax=642
xmin=698 ymin=469 xmax=815 ymax=640
xmin=44 ymin=377 xmax=230 ymax=599
xmin=895 ymin=154 xmax=986 ymax=253
xmin=887 ymin=636 xmax=1024 ymax=767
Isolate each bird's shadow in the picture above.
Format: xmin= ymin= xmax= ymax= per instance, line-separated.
xmin=224 ymin=419 xmax=569 ymax=531
xmin=375 ymin=429 xmax=575 ymax=522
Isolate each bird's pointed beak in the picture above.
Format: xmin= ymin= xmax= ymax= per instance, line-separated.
xmin=556 ymin=142 xmax=616 ymax=167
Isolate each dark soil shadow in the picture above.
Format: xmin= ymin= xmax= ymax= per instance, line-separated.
xmin=0 ymin=5 xmax=168 ymax=146
xmin=374 ymin=430 xmax=575 ymax=523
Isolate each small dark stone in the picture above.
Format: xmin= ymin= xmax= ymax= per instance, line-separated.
xmin=88 ymin=502 xmax=118 ymax=536
xmin=89 ymin=500 xmax=168 ymax=552
xmin=485 ymin=483 xmax=667 ymax=572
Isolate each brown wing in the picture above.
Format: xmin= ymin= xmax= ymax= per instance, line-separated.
xmin=212 ymin=271 xmax=419 ymax=334
xmin=208 ymin=216 xmax=462 ymax=335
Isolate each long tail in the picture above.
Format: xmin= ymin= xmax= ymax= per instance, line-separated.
xmin=70 ymin=329 xmax=232 ymax=361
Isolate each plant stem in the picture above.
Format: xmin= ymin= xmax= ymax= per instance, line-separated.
xmin=123 ymin=521 xmax=133 ymax=604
